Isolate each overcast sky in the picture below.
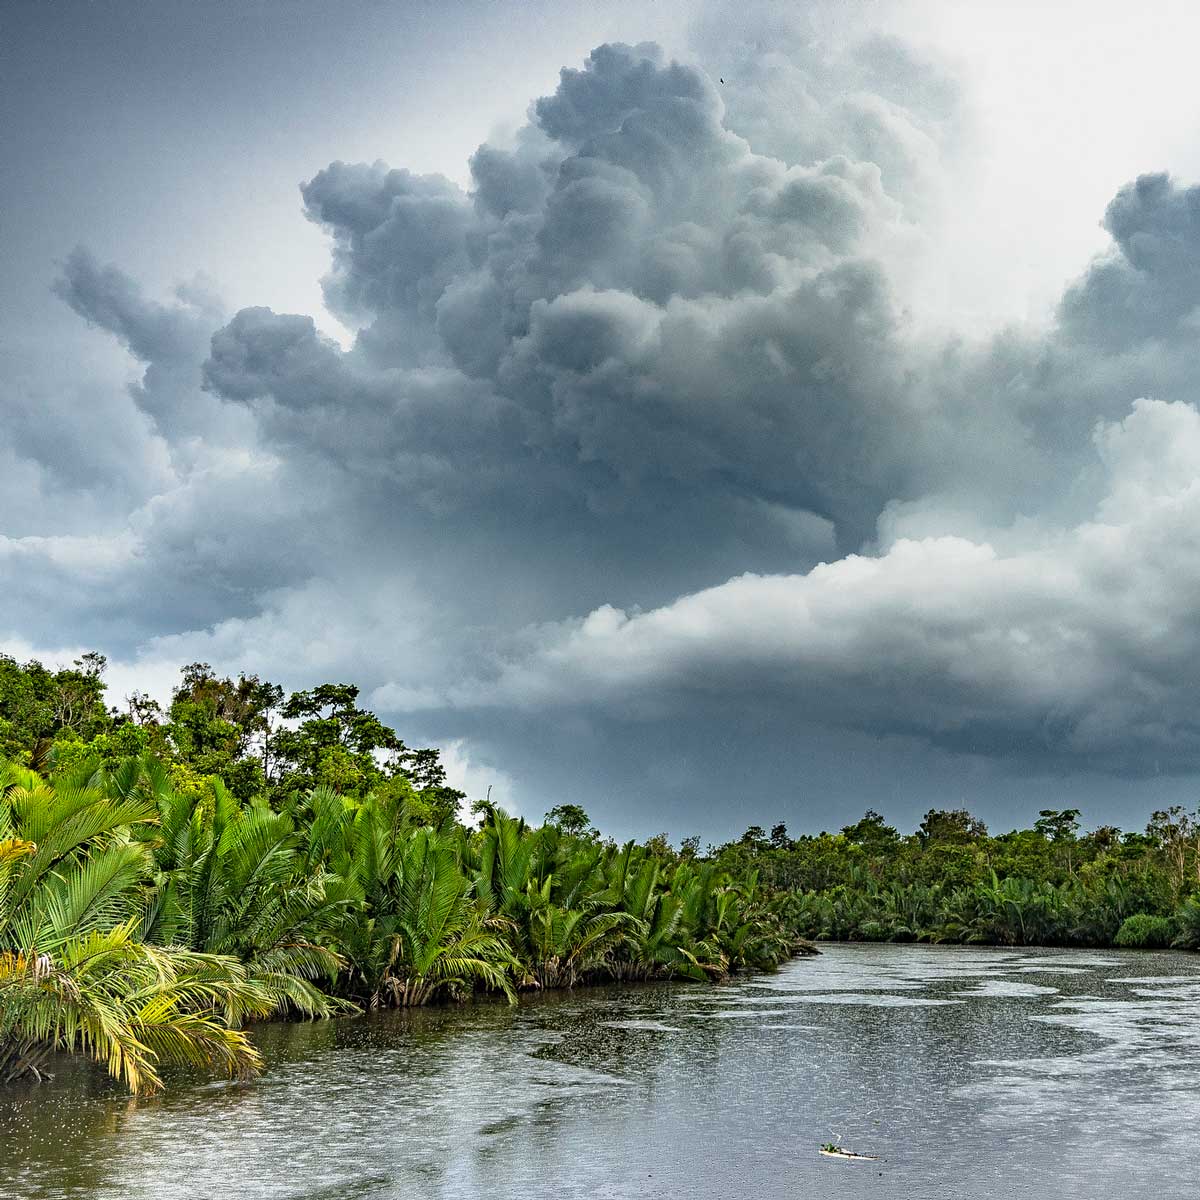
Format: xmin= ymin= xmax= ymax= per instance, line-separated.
xmin=8 ymin=0 xmax=1200 ymax=840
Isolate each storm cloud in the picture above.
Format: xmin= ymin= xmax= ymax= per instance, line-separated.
xmin=9 ymin=21 xmax=1200 ymax=834
xmin=439 ymin=398 xmax=1200 ymax=769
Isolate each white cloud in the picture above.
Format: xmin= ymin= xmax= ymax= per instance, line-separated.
xmin=437 ymin=738 xmax=520 ymax=821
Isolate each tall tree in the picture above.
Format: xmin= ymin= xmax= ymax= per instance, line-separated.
xmin=164 ymin=663 xmax=283 ymax=800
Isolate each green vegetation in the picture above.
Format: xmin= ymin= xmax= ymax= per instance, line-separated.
xmin=0 ymin=653 xmax=809 ymax=1093
xmin=714 ymin=807 xmax=1200 ymax=948
xmin=7 ymin=648 xmax=1200 ymax=1097
xmin=0 ymin=762 xmax=266 ymax=1093
xmin=1113 ymin=913 xmax=1175 ymax=948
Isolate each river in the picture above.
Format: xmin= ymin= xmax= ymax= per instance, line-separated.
xmin=3 ymin=943 xmax=1199 ymax=1198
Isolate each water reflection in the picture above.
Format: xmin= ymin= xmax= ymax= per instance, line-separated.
xmin=3 ymin=945 xmax=1200 ymax=1198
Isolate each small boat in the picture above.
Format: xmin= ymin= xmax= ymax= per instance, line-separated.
xmin=819 ymin=1145 xmax=878 ymax=1161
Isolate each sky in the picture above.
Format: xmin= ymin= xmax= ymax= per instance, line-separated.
xmin=7 ymin=0 xmax=1200 ymax=841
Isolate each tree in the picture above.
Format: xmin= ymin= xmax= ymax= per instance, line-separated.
xmin=125 ymin=690 xmax=163 ymax=726
xmin=546 ymin=803 xmax=592 ymax=837
xmin=917 ymin=808 xmax=988 ymax=846
xmin=271 ymin=684 xmax=463 ymax=820
xmin=769 ymin=822 xmax=792 ymax=850
xmin=340 ymin=825 xmax=516 ymax=1007
xmin=0 ymin=763 xmax=267 ymax=1092
xmin=1034 ymin=808 xmax=1081 ymax=842
xmin=393 ymin=747 xmax=465 ymax=827
xmin=144 ymin=773 xmax=347 ymax=1018
xmin=1146 ymin=806 xmax=1200 ymax=897
xmin=47 ymin=654 xmax=110 ymax=742
xmin=840 ymin=810 xmax=900 ymax=852
xmin=164 ymin=664 xmax=283 ymax=800
xmin=0 ymin=653 xmax=112 ymax=766
xmin=1088 ymin=824 xmax=1122 ymax=853
xmin=272 ymin=684 xmax=401 ymax=796
xmin=1035 ymin=808 xmax=1082 ymax=875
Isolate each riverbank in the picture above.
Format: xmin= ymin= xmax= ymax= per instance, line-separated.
xmin=0 ymin=757 xmax=811 ymax=1093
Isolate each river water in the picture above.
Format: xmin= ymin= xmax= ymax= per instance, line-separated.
xmin=3 ymin=943 xmax=1200 ymax=1198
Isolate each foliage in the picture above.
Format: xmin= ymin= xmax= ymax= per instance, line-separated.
xmin=1113 ymin=913 xmax=1175 ymax=948
xmin=0 ymin=762 xmax=267 ymax=1093
xmin=0 ymin=653 xmax=110 ymax=768
xmin=1 ymin=693 xmax=811 ymax=1094
xmin=16 ymin=653 xmax=1200 ymax=1101
xmin=545 ymin=804 xmax=593 ymax=838
xmin=716 ymin=802 xmax=1200 ymax=950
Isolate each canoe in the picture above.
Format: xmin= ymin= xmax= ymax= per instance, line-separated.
xmin=819 ymin=1148 xmax=878 ymax=1161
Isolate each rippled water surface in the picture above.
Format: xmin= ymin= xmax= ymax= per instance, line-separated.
xmin=5 ymin=943 xmax=1200 ymax=1198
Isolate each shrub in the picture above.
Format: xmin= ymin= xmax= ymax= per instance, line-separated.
xmin=857 ymin=920 xmax=890 ymax=942
xmin=1113 ymin=913 xmax=1175 ymax=949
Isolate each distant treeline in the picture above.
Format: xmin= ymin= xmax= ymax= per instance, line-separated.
xmin=0 ymin=653 xmax=809 ymax=1095
xmin=717 ymin=806 xmax=1200 ymax=951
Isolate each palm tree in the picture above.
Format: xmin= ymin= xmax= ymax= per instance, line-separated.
xmin=139 ymin=773 xmax=349 ymax=1018
xmin=0 ymin=763 xmax=266 ymax=1093
xmin=389 ymin=828 xmax=517 ymax=1005
xmin=969 ymin=873 xmax=1064 ymax=945
xmin=338 ymin=808 xmax=517 ymax=1007
xmin=524 ymin=883 xmax=643 ymax=988
xmin=0 ymin=921 xmax=266 ymax=1092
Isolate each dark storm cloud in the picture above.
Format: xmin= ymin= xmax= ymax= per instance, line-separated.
xmin=13 ymin=31 xmax=1200 ymax=829
xmin=0 ymin=376 xmax=170 ymax=534
xmin=55 ymin=247 xmax=208 ymax=367
xmin=203 ymin=305 xmax=526 ymax=510
xmin=220 ymin=43 xmax=919 ymax=547
xmin=0 ymin=250 xmax=315 ymax=653
xmin=451 ymin=396 xmax=1200 ymax=772
xmin=300 ymin=163 xmax=476 ymax=364
xmin=0 ymin=250 xmax=180 ymax=539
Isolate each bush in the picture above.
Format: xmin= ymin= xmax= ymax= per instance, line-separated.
xmin=857 ymin=920 xmax=890 ymax=942
xmin=1113 ymin=913 xmax=1175 ymax=948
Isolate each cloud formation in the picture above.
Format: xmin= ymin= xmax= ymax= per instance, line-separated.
xmin=208 ymin=42 xmax=920 ymax=546
xmin=441 ymin=398 xmax=1200 ymax=769
xmin=9 ymin=29 xmax=1200 ymax=831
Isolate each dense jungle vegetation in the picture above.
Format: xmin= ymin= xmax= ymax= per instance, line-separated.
xmin=718 ymin=807 xmax=1200 ymax=952
xmin=4 ymin=651 xmax=1200 ymax=1095
xmin=0 ymin=654 xmax=806 ymax=1093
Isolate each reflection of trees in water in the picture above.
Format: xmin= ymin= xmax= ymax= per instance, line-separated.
xmin=0 ymin=1009 xmax=490 ymax=1198
xmin=2 ymin=980 xmax=778 ymax=1198
xmin=3 ymin=982 xmax=742 ymax=1196
xmin=526 ymin=980 xmax=719 ymax=1081
xmin=7 ymin=951 xmax=1186 ymax=1200
xmin=443 ymin=979 xmax=744 ymax=1189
